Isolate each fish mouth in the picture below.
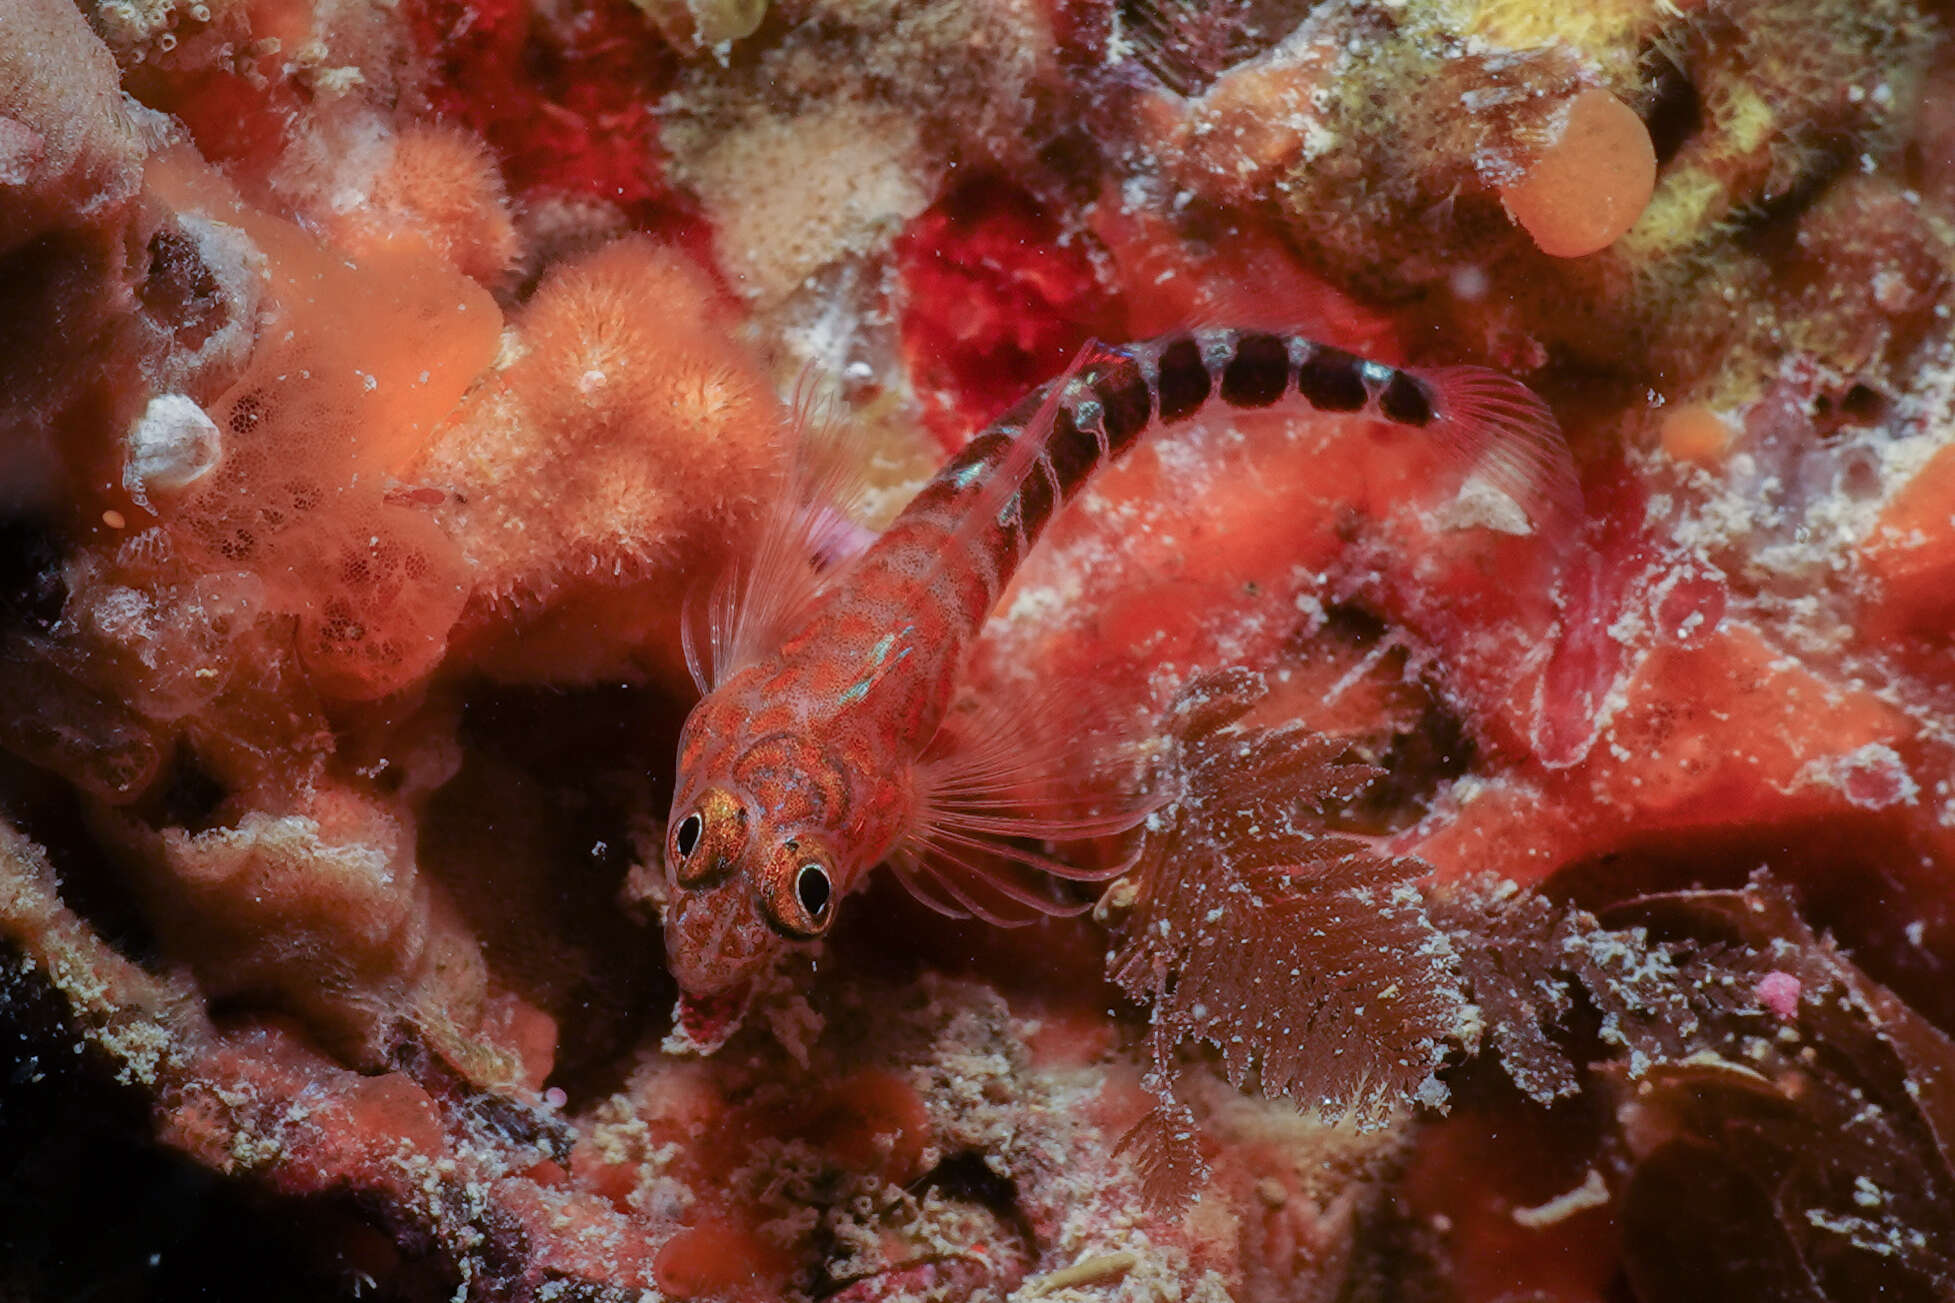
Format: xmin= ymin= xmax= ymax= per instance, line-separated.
xmin=667 ymin=982 xmax=752 ymax=1055
xmin=663 ymin=883 xmax=775 ymax=997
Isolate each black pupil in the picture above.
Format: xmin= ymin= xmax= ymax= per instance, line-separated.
xmin=675 ymin=814 xmax=702 ymax=858
xmin=797 ymin=865 xmax=831 ymax=918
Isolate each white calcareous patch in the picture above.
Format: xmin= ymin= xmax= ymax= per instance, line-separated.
xmin=1439 ymin=470 xmax=1533 ymax=536
xmin=1800 ymin=741 xmax=1920 ymax=810
xmin=123 ymin=393 xmax=222 ymax=508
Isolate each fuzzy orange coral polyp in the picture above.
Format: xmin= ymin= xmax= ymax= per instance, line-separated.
xmin=411 ymin=236 xmax=779 ymax=684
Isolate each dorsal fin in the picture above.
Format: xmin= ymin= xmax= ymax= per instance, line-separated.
xmin=683 ymin=387 xmax=876 ymax=692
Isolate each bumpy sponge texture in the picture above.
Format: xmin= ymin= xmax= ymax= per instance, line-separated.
xmin=146 ymin=155 xmax=499 ymax=699
xmin=416 ymin=237 xmax=782 ymax=681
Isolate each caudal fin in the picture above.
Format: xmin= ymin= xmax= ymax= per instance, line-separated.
xmin=1419 ymin=366 xmax=1584 ymax=539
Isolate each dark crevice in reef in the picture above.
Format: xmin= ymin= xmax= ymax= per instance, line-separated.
xmin=1733 ymin=149 xmax=1856 ymax=254
xmin=0 ymin=752 xmax=162 ymax=961
xmin=0 ymin=513 xmax=68 ymax=635
xmin=1297 ymin=604 xmax=1477 ymax=834
xmin=1811 ymin=378 xmax=1893 ymax=437
xmin=909 ymin=1148 xmax=1023 ymax=1219
xmin=1640 ymin=46 xmax=1703 ymax=171
xmin=151 ymin=739 xmax=230 ymax=833
xmin=438 ymin=681 xmax=685 ymax=1106
xmin=1355 ymin=697 xmax=1474 ymax=828
xmin=0 ymin=941 xmax=352 ymax=1303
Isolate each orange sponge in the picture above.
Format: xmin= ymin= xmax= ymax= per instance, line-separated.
xmin=1858 ymin=442 xmax=1955 ymax=635
xmin=1591 ymin=623 xmax=1907 ymax=822
xmin=333 ymin=123 xmax=521 ymax=287
xmin=654 ymin=1219 xmax=796 ymax=1302
xmin=290 ymin=507 xmax=472 ymax=700
xmin=105 ymin=781 xmax=491 ymax=1062
xmin=144 ymin=156 xmax=501 ymax=700
xmin=1500 ymin=88 xmax=1656 ymax=258
xmin=416 ymin=238 xmax=781 ymax=679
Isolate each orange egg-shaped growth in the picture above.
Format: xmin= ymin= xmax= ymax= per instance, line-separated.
xmin=1659 ymin=403 xmax=1734 ymax=467
xmin=1500 ymin=88 xmax=1657 ymax=258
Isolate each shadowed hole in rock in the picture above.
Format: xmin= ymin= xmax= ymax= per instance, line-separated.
xmin=1812 ymin=380 xmax=1893 ymax=438
xmin=1840 ymin=382 xmax=1889 ymax=424
xmin=1283 ymin=604 xmax=1476 ymax=835
xmin=152 ymin=741 xmax=228 ymax=832
xmin=139 ymin=226 xmax=226 ymax=353
xmin=0 ymin=514 xmax=66 ymax=634
xmin=0 ymin=940 xmax=370 ymax=1303
xmin=908 ymin=1149 xmax=1026 ymax=1227
xmin=428 ymin=682 xmax=687 ymax=1107
xmin=1737 ymin=147 xmax=1855 ymax=255
xmin=0 ymin=754 xmax=161 ymax=960
xmin=1640 ymin=46 xmax=1702 ymax=170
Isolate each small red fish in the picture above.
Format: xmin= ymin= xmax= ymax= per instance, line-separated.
xmin=656 ymin=329 xmax=1576 ymax=1022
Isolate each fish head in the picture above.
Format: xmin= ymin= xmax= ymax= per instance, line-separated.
xmin=660 ymin=727 xmax=846 ymax=998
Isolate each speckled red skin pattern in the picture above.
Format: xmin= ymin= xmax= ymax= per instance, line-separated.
xmin=660 ymin=413 xmax=1016 ymax=995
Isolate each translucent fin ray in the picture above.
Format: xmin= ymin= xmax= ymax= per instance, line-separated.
xmin=1421 ymin=366 xmax=1583 ymax=538
xmin=913 ymin=823 xmax=1143 ymax=884
xmin=683 ymin=384 xmax=877 ymax=693
xmin=890 ymin=855 xmax=974 ymax=920
xmin=899 ymin=664 xmax=1156 ymax=915
xmin=895 ymin=845 xmax=1090 ymax=926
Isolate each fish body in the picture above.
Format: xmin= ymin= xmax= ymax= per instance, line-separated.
xmin=658 ymin=328 xmax=1576 ymax=1001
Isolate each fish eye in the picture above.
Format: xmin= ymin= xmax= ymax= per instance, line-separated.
xmin=673 ymin=812 xmax=703 ymax=859
xmin=669 ymin=790 xmax=746 ymax=889
xmin=765 ymin=848 xmax=837 ymax=939
xmin=795 ymin=862 xmax=832 ymax=922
